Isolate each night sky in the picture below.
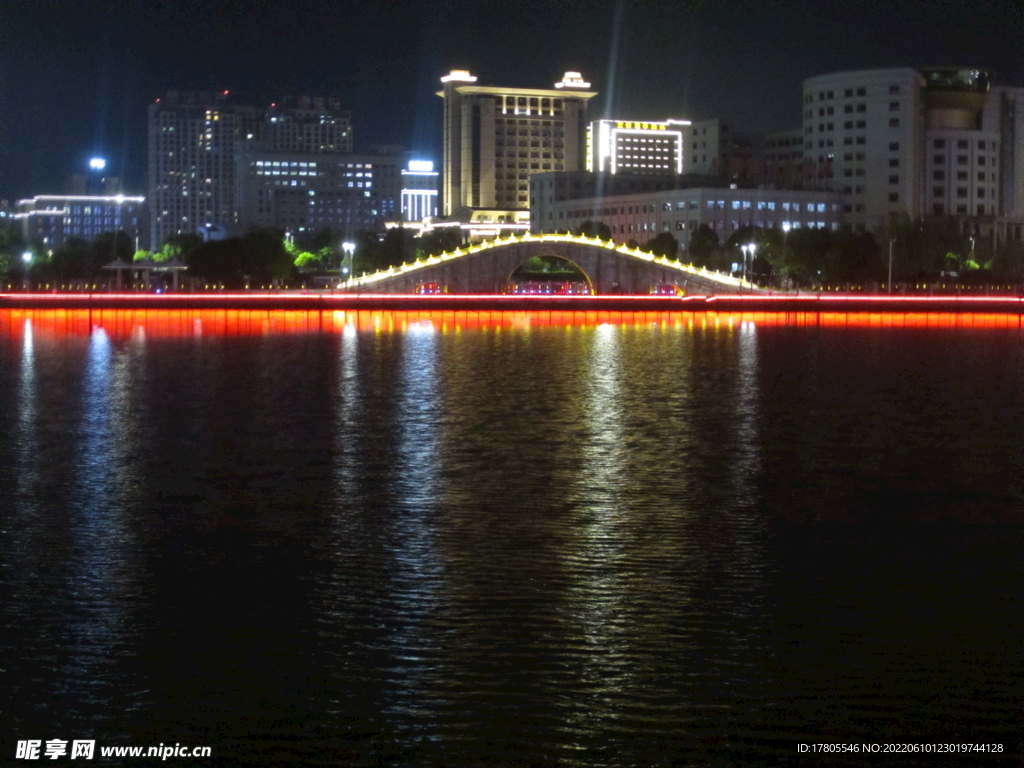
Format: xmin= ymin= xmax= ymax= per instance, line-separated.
xmin=2 ymin=0 xmax=1022 ymax=202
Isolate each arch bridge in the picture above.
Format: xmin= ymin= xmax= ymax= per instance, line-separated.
xmin=344 ymin=234 xmax=753 ymax=295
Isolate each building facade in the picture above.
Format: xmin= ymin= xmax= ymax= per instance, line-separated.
xmin=235 ymin=149 xmax=401 ymax=239
xmin=801 ymin=67 xmax=1024 ymax=244
xmin=16 ymin=194 xmax=146 ymax=251
xmin=437 ymin=69 xmax=597 ymax=217
xmin=148 ymin=91 xmax=352 ymax=248
xmin=586 ymin=119 xmax=690 ymax=175
xmin=401 ymin=160 xmax=439 ymax=222
xmin=530 ymin=172 xmax=842 ymax=250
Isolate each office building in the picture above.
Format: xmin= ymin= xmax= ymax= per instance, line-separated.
xmin=401 ymin=160 xmax=439 ymax=222
xmin=148 ymin=91 xmax=352 ymax=248
xmin=235 ymin=148 xmax=402 ymax=238
xmin=437 ymin=69 xmax=597 ymax=218
xmin=586 ymin=119 xmax=690 ymax=175
xmin=16 ymin=194 xmax=146 ymax=251
xmin=530 ymin=171 xmax=841 ymax=250
xmin=801 ymin=67 xmax=1024 ymax=243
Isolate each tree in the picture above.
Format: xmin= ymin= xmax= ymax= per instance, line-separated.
xmin=155 ymin=232 xmax=203 ymax=263
xmin=47 ymin=237 xmax=92 ymax=280
xmin=575 ymin=220 xmax=612 ymax=240
xmin=0 ymin=224 xmax=28 ymax=277
xmin=379 ymin=227 xmax=416 ymax=267
xmin=352 ymin=230 xmax=385 ymax=275
xmin=782 ymin=227 xmax=832 ymax=284
xmin=991 ymin=238 xmax=1024 ymax=280
xmin=416 ymin=227 xmax=462 ymax=259
xmin=644 ymin=232 xmax=679 ymax=259
xmin=241 ymin=229 xmax=293 ymax=283
xmin=688 ymin=224 xmax=719 ymax=269
xmin=186 ymin=229 xmax=292 ymax=287
xmin=90 ymin=231 xmax=133 ymax=270
xmin=825 ymin=231 xmax=883 ymax=283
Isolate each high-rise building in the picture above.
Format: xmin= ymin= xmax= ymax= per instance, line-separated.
xmin=437 ymin=69 xmax=597 ymax=217
xmin=586 ymin=119 xmax=690 ymax=175
xmin=147 ymin=91 xmax=352 ymax=248
xmin=801 ymin=67 xmax=1024 ymax=242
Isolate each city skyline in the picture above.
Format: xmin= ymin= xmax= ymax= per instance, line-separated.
xmin=3 ymin=0 xmax=1023 ymax=202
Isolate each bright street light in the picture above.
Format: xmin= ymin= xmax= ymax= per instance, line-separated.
xmin=740 ymin=242 xmax=757 ymax=288
xmin=22 ymin=251 xmax=32 ymax=264
xmin=341 ymin=241 xmax=355 ymax=276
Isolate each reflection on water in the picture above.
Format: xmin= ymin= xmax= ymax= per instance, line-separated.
xmin=0 ymin=309 xmax=1022 ymax=765
xmin=2 ymin=307 xmax=1023 ymax=342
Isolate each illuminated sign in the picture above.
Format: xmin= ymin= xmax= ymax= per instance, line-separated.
xmin=614 ymin=121 xmax=667 ymax=131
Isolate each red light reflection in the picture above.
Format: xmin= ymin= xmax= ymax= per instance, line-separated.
xmin=1 ymin=308 xmax=1021 ymax=342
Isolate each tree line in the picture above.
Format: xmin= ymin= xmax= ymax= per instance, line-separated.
xmin=573 ymin=216 xmax=1024 ymax=287
xmin=1 ymin=224 xmax=468 ymax=288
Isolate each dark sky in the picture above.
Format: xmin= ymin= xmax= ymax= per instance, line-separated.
xmin=2 ymin=0 xmax=1022 ymax=201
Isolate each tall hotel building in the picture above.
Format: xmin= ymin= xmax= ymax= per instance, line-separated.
xmin=801 ymin=68 xmax=1024 ymax=240
xmin=148 ymin=92 xmax=352 ymax=248
xmin=437 ymin=70 xmax=597 ymax=219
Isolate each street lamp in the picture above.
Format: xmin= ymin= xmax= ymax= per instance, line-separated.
xmin=341 ymin=241 xmax=355 ymax=283
xmin=21 ymin=251 xmax=33 ymax=291
xmin=740 ymin=242 xmax=757 ymax=289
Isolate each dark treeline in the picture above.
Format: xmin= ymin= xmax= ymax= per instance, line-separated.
xmin=576 ymin=216 xmax=1024 ymax=287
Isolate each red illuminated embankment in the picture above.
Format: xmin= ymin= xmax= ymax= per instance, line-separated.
xmin=1 ymin=307 xmax=1021 ymax=342
xmin=3 ymin=291 xmax=1024 ymax=315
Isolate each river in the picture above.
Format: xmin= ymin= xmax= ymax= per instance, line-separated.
xmin=1 ymin=309 xmax=1020 ymax=766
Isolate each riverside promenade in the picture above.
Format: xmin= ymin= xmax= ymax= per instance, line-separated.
xmin=4 ymin=291 xmax=1024 ymax=314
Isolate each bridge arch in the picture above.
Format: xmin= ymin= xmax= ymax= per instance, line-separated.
xmin=345 ymin=234 xmax=751 ymax=295
xmin=505 ymin=253 xmax=595 ymax=294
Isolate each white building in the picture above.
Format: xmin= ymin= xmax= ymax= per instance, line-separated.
xmin=586 ymin=119 xmax=690 ymax=175
xmin=530 ymin=173 xmax=842 ymax=250
xmin=802 ymin=67 xmax=1024 ymax=243
xmin=401 ymin=160 xmax=438 ymax=222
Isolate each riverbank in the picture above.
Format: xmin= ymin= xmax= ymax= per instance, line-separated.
xmin=3 ymin=291 xmax=1024 ymax=314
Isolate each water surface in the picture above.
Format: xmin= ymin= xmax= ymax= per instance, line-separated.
xmin=1 ymin=309 xmax=1021 ymax=766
